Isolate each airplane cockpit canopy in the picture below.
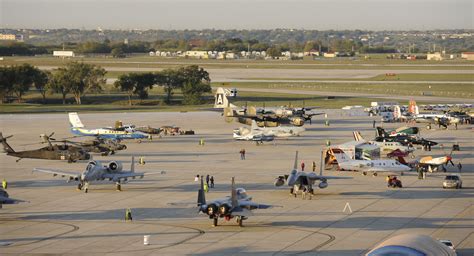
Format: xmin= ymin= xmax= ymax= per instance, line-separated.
xmin=236 ymin=188 xmax=248 ymax=199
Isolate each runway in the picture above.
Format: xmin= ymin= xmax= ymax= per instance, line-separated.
xmin=0 ymin=111 xmax=472 ymax=255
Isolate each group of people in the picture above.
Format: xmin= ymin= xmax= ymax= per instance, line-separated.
xmin=195 ymin=174 xmax=215 ymax=192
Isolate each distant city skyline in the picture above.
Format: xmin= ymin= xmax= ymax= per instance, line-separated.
xmin=1 ymin=0 xmax=472 ymax=31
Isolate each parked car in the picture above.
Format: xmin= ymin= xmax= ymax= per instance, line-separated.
xmin=443 ymin=174 xmax=462 ymax=189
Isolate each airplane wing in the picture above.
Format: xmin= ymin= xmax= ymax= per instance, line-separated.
xmin=0 ymin=196 xmax=26 ymax=205
xmin=231 ymin=207 xmax=254 ymax=217
xmin=33 ymin=168 xmax=80 ymax=180
xmin=102 ymin=172 xmax=145 ymax=181
xmin=238 ymin=200 xmax=273 ymax=210
xmin=306 ymin=172 xmax=352 ymax=180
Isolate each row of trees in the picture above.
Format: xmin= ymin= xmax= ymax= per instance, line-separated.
xmin=114 ymin=65 xmax=211 ymax=105
xmin=0 ymin=63 xmax=211 ymax=105
xmin=0 ymin=63 xmax=106 ymax=104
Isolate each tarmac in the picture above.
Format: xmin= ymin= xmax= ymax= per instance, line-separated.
xmin=0 ymin=111 xmax=472 ymax=255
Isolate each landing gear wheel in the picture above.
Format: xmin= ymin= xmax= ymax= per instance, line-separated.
xmin=363 ymin=172 xmax=367 ymax=176
xmin=213 ymin=218 xmax=218 ymax=227
xmin=116 ymin=184 xmax=122 ymax=191
xmin=84 ymin=188 xmax=88 ymax=193
xmin=238 ymin=217 xmax=243 ymax=227
xmin=77 ymin=183 xmax=83 ymax=190
xmin=373 ymin=173 xmax=378 ymax=177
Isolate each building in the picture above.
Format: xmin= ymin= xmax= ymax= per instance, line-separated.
xmin=184 ymin=51 xmax=208 ymax=59
xmin=427 ymin=52 xmax=444 ymax=61
xmin=324 ymin=52 xmax=336 ymax=58
xmin=0 ymin=34 xmax=17 ymax=41
xmin=53 ymin=51 xmax=75 ymax=58
xmin=461 ymin=52 xmax=474 ymax=60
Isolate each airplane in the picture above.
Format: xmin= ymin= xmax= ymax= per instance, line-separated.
xmin=353 ymin=131 xmax=415 ymax=156
xmin=233 ymin=121 xmax=275 ymax=143
xmin=68 ymin=112 xmax=151 ymax=141
xmin=33 ymin=156 xmax=156 ymax=193
xmin=274 ymin=151 xmax=351 ymax=199
xmin=376 ymin=126 xmax=419 ymax=137
xmin=234 ymin=120 xmax=304 ymax=140
xmin=0 ymin=132 xmax=91 ymax=163
xmin=215 ymin=87 xmax=322 ymax=127
xmin=375 ymin=128 xmax=437 ymax=148
xmin=0 ymin=188 xmax=26 ymax=208
xmin=417 ymin=153 xmax=455 ymax=172
xmin=333 ymin=150 xmax=411 ymax=176
xmin=197 ymin=176 xmax=273 ymax=227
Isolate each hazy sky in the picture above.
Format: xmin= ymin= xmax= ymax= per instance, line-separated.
xmin=1 ymin=0 xmax=473 ymax=30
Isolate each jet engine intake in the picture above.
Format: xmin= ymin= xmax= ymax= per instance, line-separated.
xmin=108 ymin=161 xmax=123 ymax=172
xmin=218 ymin=204 xmax=231 ymax=216
xmin=206 ymin=203 xmax=219 ymax=216
xmin=274 ymin=176 xmax=286 ymax=187
xmin=318 ymin=181 xmax=328 ymax=189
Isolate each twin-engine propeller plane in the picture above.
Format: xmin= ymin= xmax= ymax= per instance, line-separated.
xmin=274 ymin=151 xmax=350 ymax=199
xmin=68 ymin=112 xmax=150 ymax=141
xmin=197 ymin=177 xmax=273 ymax=227
xmin=33 ymin=156 xmax=158 ymax=193
xmin=0 ymin=132 xmax=90 ymax=163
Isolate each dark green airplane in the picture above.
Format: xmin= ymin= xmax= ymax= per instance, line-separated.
xmin=0 ymin=132 xmax=90 ymax=163
xmin=57 ymin=137 xmax=127 ymax=156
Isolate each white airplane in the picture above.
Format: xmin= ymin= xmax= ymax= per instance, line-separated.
xmin=333 ymin=150 xmax=411 ymax=176
xmin=233 ymin=121 xmax=275 ymax=142
xmin=353 ymin=131 xmax=415 ymax=155
xmin=68 ymin=112 xmax=150 ymax=141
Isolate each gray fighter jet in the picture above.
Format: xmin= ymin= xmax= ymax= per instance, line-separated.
xmin=274 ymin=151 xmax=351 ymax=199
xmin=197 ymin=177 xmax=273 ymax=227
xmin=0 ymin=188 xmax=25 ymax=208
xmin=33 ymin=157 xmax=151 ymax=193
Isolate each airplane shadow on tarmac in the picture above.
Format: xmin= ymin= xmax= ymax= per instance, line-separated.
xmin=189 ymin=247 xmax=365 ymax=256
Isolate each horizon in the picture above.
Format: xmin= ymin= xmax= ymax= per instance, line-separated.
xmin=2 ymin=0 xmax=472 ymax=31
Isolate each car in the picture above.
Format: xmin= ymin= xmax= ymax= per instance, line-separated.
xmin=443 ymin=174 xmax=462 ymax=189
xmin=438 ymin=239 xmax=456 ymax=252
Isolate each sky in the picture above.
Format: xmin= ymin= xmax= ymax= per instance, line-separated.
xmin=1 ymin=0 xmax=473 ymax=30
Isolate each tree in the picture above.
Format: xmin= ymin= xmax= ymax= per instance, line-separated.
xmin=114 ymin=73 xmax=156 ymax=105
xmin=179 ymin=65 xmax=211 ymax=105
xmin=47 ymin=68 xmax=71 ymax=105
xmin=111 ymin=47 xmax=125 ymax=58
xmin=0 ymin=66 xmax=14 ymax=103
xmin=11 ymin=64 xmax=38 ymax=102
xmin=61 ymin=62 xmax=106 ymax=104
xmin=266 ymin=46 xmax=281 ymax=58
xmin=33 ymin=70 xmax=50 ymax=103
xmin=156 ymin=69 xmax=184 ymax=104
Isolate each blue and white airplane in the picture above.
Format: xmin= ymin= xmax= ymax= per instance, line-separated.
xmin=68 ymin=112 xmax=150 ymax=141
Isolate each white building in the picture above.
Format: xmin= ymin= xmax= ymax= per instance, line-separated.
xmin=53 ymin=51 xmax=75 ymax=58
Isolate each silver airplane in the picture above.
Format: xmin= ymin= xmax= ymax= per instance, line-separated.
xmin=239 ymin=120 xmax=306 ymax=138
xmin=197 ymin=177 xmax=273 ymax=227
xmin=33 ymin=156 xmax=154 ymax=193
xmin=0 ymin=188 xmax=26 ymax=208
xmin=274 ymin=151 xmax=350 ymax=199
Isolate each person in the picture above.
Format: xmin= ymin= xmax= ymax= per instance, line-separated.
xmin=203 ymin=183 xmax=209 ymax=193
xmin=206 ymin=174 xmax=210 ymax=186
xmin=2 ymin=178 xmax=7 ymax=190
xmin=125 ymin=208 xmax=132 ymax=222
xmin=312 ymin=161 xmax=316 ymax=172
xmin=372 ymin=120 xmax=376 ymax=128
xmin=457 ymin=162 xmax=462 ymax=173
xmin=194 ymin=175 xmax=199 ymax=182
xmin=301 ymin=161 xmax=305 ymax=171
xmin=455 ymin=122 xmax=458 ymax=130
xmin=210 ymin=176 xmax=214 ymax=188
xmin=240 ymin=149 xmax=246 ymax=160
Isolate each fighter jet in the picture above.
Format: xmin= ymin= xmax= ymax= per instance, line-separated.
xmin=274 ymin=151 xmax=350 ymax=199
xmin=68 ymin=112 xmax=150 ymax=141
xmin=33 ymin=156 xmax=155 ymax=193
xmin=0 ymin=132 xmax=90 ymax=163
xmin=375 ymin=127 xmax=437 ymax=148
xmin=197 ymin=177 xmax=272 ymax=227
xmin=353 ymin=131 xmax=415 ymax=156
xmin=0 ymin=188 xmax=26 ymax=208
xmin=333 ymin=150 xmax=411 ymax=176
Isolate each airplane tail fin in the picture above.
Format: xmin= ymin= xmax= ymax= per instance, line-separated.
xmin=131 ymin=156 xmax=135 ymax=173
xmin=293 ymin=151 xmax=299 ymax=170
xmin=214 ymin=87 xmax=236 ymax=109
xmin=68 ymin=112 xmax=85 ymax=128
xmin=353 ymin=131 xmax=365 ymax=142
xmin=0 ymin=133 xmax=15 ymax=153
xmin=231 ymin=177 xmax=238 ymax=208
xmin=376 ymin=127 xmax=387 ymax=137
xmin=333 ymin=150 xmax=351 ymax=163
xmin=251 ymin=120 xmax=260 ymax=131
xmin=248 ymin=106 xmax=257 ymax=116
xmin=197 ymin=176 xmax=206 ymax=207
